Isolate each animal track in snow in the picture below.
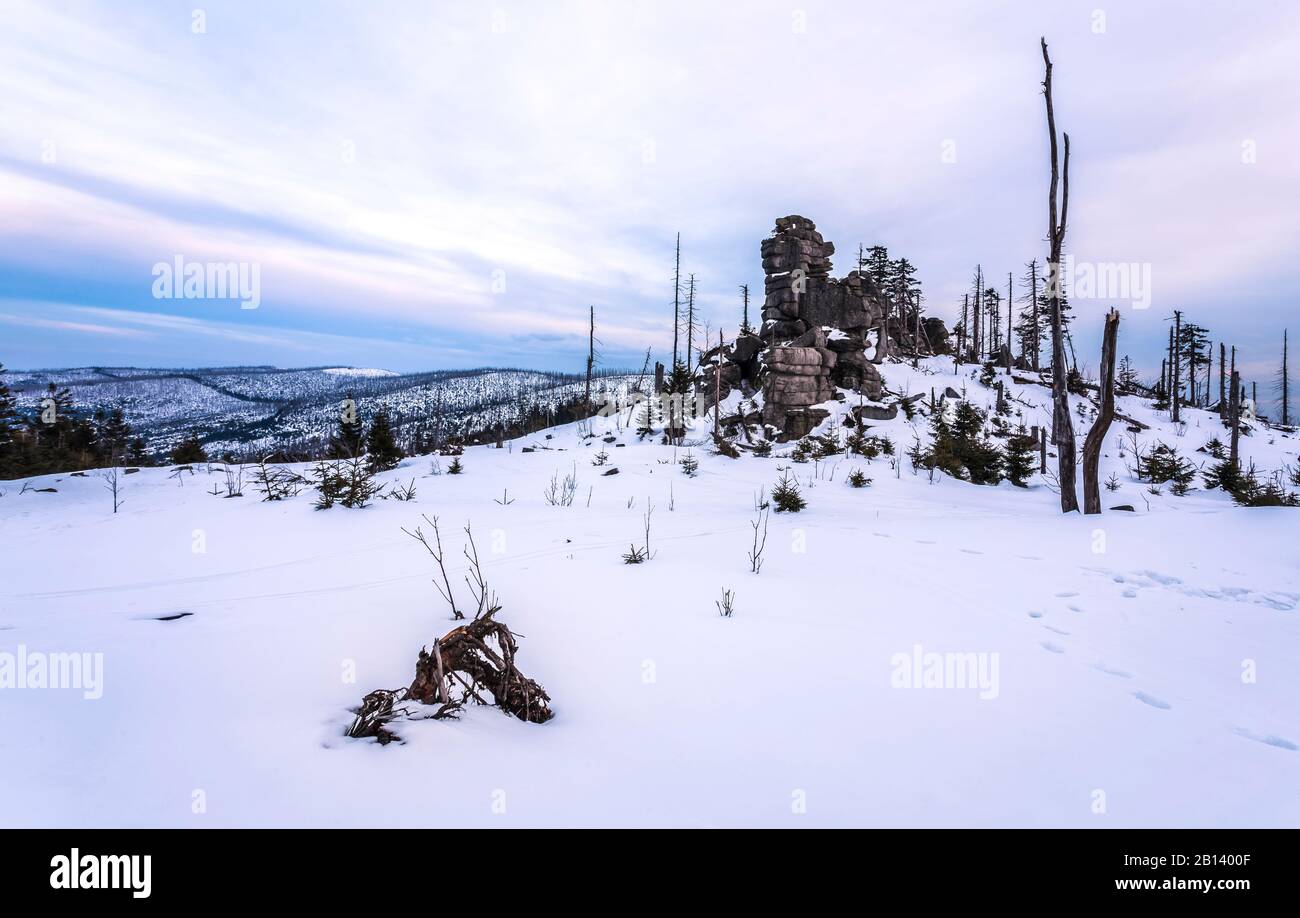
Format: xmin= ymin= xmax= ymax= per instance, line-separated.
xmin=1027 ymin=611 xmax=1044 ymax=619
xmin=1044 ymin=625 xmax=1070 ymax=635
xmin=1122 ymin=569 xmax=1297 ymax=612
xmin=1054 ymin=591 xmax=1079 ymax=598
xmin=1233 ymin=728 xmax=1297 ymax=751
xmin=1091 ymin=663 xmax=1133 ymax=679
xmin=1133 ymin=692 xmax=1171 ymax=710
xmin=1040 ymin=641 xmax=1066 ymax=654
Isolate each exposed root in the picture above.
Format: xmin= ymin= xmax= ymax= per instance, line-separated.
xmin=347 ymin=523 xmax=553 ymax=743
xmin=409 ymin=611 xmax=553 ymax=724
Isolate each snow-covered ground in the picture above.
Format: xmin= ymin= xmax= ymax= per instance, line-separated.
xmin=1 ymin=358 xmax=1296 ymax=827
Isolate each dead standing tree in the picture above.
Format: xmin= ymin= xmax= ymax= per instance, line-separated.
xmin=1041 ymin=37 xmax=1079 ymax=513
xmin=1229 ymin=367 xmax=1242 ymax=468
xmin=1082 ymin=309 xmax=1120 ymax=514
xmin=584 ymin=305 xmax=596 ymax=413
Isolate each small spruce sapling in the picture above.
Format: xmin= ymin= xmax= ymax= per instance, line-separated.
xmin=770 ymin=470 xmax=806 ymax=512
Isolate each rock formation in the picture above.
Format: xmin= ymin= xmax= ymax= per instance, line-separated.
xmin=699 ymin=216 xmax=894 ymax=441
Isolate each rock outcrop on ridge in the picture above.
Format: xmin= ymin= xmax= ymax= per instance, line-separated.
xmin=699 ymin=216 xmax=892 ymax=441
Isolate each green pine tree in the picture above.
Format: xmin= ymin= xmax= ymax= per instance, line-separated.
xmin=863 ymin=245 xmax=891 ymax=294
xmin=365 ymin=410 xmax=403 ymax=472
xmin=328 ymin=396 xmax=365 ymax=459
xmin=170 ymin=436 xmax=208 ymax=465
xmin=99 ymin=407 xmax=131 ymax=460
xmin=0 ymin=363 xmax=17 ymax=457
xmin=1003 ymin=431 xmax=1038 ymax=487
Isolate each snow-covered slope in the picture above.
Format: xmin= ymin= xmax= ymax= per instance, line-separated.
xmin=6 ymin=365 xmax=638 ymax=457
xmin=0 ymin=358 xmax=1296 ymax=827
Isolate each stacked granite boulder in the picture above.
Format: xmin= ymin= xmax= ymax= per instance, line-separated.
xmin=700 ymin=216 xmax=892 ymax=441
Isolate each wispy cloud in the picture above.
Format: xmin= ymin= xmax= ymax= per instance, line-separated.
xmin=0 ymin=0 xmax=1296 ymax=386
xmin=0 ymin=311 xmax=150 ymax=339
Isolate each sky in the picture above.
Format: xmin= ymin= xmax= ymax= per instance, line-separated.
xmin=0 ymin=0 xmax=1297 ymax=404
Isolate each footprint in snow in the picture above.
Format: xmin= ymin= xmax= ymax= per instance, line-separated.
xmin=914 ymin=539 xmax=936 ymax=545
xmin=1233 ymin=728 xmax=1298 ymax=751
xmin=1258 ymin=594 xmax=1297 ymax=612
xmin=1138 ymin=570 xmax=1182 ymax=586
xmin=872 ymin=532 xmax=891 ymax=538
xmin=1067 ymin=604 xmax=1084 ymax=613
xmin=959 ymin=548 xmax=984 ymax=555
xmin=1040 ymin=641 xmax=1066 ymax=654
xmin=1018 ymin=555 xmax=1043 ymax=561
xmin=1044 ymin=625 xmax=1070 ymax=635
xmin=1027 ymin=611 xmax=1044 ymax=619
xmin=1091 ymin=663 xmax=1133 ymax=679
xmin=1133 ymin=692 xmax=1171 ymax=710
xmin=1121 ymin=589 xmax=1138 ymax=598
xmin=1055 ymin=591 xmax=1079 ymax=598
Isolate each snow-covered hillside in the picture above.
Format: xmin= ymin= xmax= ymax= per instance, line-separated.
xmin=0 ymin=357 xmax=1296 ymax=827
xmin=7 ymin=365 xmax=638 ymax=458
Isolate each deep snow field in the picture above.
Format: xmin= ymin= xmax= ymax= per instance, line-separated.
xmin=1 ymin=357 xmax=1296 ymax=827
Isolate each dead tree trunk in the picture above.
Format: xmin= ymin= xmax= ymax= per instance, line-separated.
xmin=1082 ymin=309 xmax=1120 ymax=514
xmin=714 ymin=329 xmax=722 ymax=437
xmin=1229 ymin=368 xmax=1241 ymax=467
xmin=1282 ymin=328 xmax=1290 ymax=426
xmin=584 ymin=305 xmax=595 ymax=412
xmin=1041 ymin=37 xmax=1079 ymax=513
xmin=1029 ymin=261 xmax=1040 ymax=371
xmin=1006 ymin=271 xmax=1014 ymax=368
xmin=915 ymin=293 xmax=925 ymax=353
xmin=1171 ymin=311 xmax=1182 ymax=423
xmin=671 ymin=232 xmax=681 ymax=368
xmin=960 ymin=293 xmax=969 ymax=362
xmin=685 ymin=273 xmax=697 ymax=374
xmin=1218 ymin=342 xmax=1226 ymax=417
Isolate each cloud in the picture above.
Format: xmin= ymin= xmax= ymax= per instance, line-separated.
xmin=0 ymin=0 xmax=1296 ymax=378
xmin=0 ymin=310 xmax=150 ymax=339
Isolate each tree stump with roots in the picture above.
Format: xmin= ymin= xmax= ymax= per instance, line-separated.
xmin=347 ymin=610 xmax=553 ymax=743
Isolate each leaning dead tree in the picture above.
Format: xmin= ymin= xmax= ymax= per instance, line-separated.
xmin=1082 ymin=309 xmax=1121 ymax=514
xmin=347 ymin=519 xmax=553 ymax=743
xmin=1041 ymin=37 xmax=1079 ymax=513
